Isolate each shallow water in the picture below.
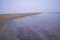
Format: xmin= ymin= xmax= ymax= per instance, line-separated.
xmin=0 ymin=12 xmax=60 ymax=40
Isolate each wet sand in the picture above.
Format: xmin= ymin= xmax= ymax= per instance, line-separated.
xmin=0 ymin=13 xmax=60 ymax=40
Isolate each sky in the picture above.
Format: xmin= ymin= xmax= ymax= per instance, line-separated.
xmin=0 ymin=0 xmax=60 ymax=14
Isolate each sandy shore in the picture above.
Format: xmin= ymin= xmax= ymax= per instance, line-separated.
xmin=0 ymin=13 xmax=60 ymax=40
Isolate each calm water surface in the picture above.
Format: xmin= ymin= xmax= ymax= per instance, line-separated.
xmin=0 ymin=12 xmax=60 ymax=40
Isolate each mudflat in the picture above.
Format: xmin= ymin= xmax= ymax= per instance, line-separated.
xmin=0 ymin=13 xmax=60 ymax=40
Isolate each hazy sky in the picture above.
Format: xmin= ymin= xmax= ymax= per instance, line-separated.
xmin=0 ymin=0 xmax=60 ymax=14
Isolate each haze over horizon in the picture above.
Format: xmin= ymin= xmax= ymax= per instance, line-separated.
xmin=0 ymin=0 xmax=60 ymax=14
